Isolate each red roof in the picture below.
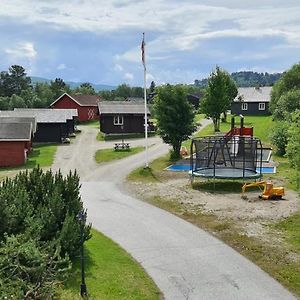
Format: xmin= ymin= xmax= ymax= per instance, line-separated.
xmin=51 ymin=93 xmax=102 ymax=107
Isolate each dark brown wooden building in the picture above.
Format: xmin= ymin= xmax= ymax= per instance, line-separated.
xmin=0 ymin=110 xmax=70 ymax=143
xmin=231 ymin=87 xmax=271 ymax=115
xmin=98 ymin=101 xmax=150 ymax=134
xmin=15 ymin=108 xmax=78 ymax=135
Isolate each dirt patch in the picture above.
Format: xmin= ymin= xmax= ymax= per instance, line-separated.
xmin=126 ymin=176 xmax=300 ymax=239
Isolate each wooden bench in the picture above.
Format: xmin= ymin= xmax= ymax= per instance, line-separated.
xmin=114 ymin=142 xmax=130 ymax=150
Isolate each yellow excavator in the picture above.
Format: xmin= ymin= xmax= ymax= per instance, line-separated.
xmin=242 ymin=181 xmax=285 ymax=200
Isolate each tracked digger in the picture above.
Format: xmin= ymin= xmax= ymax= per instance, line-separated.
xmin=242 ymin=181 xmax=284 ymax=200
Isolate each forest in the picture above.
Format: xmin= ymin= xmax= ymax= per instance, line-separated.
xmin=194 ymin=71 xmax=282 ymax=87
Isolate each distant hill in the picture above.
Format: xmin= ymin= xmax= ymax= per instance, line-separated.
xmin=30 ymin=76 xmax=116 ymax=91
xmin=194 ymin=71 xmax=282 ymax=87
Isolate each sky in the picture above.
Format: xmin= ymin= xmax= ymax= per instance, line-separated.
xmin=0 ymin=0 xmax=300 ymax=87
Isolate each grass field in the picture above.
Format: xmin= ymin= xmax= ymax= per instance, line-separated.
xmin=80 ymin=120 xmax=100 ymax=128
xmin=127 ymin=155 xmax=171 ymax=183
xmin=60 ymin=229 xmax=161 ymax=299
xmin=26 ymin=144 xmax=58 ymax=168
xmin=95 ymin=147 xmax=144 ymax=164
xmin=0 ymin=143 xmax=58 ymax=172
xmin=195 ymin=115 xmax=272 ymax=142
xmin=182 ymin=115 xmax=273 ymax=153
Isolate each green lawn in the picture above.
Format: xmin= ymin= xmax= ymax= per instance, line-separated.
xmin=26 ymin=144 xmax=58 ymax=168
xmin=60 ymin=229 xmax=161 ymax=300
xmin=96 ymin=132 xmax=105 ymax=141
xmin=95 ymin=147 xmax=144 ymax=163
xmin=80 ymin=120 xmax=100 ymax=128
xmin=195 ymin=115 xmax=273 ymax=143
xmin=127 ymin=155 xmax=171 ymax=183
xmin=194 ymin=113 xmax=205 ymax=123
xmin=0 ymin=143 xmax=58 ymax=172
xmin=182 ymin=115 xmax=273 ymax=151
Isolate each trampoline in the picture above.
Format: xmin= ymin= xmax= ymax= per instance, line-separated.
xmin=190 ymin=135 xmax=263 ymax=181
xmin=190 ymin=167 xmax=261 ymax=179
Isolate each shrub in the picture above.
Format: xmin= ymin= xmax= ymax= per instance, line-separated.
xmin=269 ymin=122 xmax=289 ymax=156
xmin=0 ymin=167 xmax=91 ymax=297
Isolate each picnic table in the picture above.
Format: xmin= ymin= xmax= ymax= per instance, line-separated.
xmin=114 ymin=142 xmax=130 ymax=150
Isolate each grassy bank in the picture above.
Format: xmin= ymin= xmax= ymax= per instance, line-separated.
xmin=60 ymin=229 xmax=161 ymax=299
xmin=95 ymin=147 xmax=144 ymax=164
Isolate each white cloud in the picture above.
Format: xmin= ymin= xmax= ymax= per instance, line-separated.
xmin=124 ymin=72 xmax=134 ymax=81
xmin=114 ymin=64 xmax=123 ymax=72
xmin=1 ymin=0 xmax=300 ymax=84
xmin=57 ymin=63 xmax=66 ymax=70
xmin=5 ymin=42 xmax=37 ymax=59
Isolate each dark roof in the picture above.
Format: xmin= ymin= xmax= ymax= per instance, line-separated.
xmin=234 ymin=87 xmax=272 ymax=103
xmin=0 ymin=122 xmax=32 ymax=141
xmin=0 ymin=110 xmax=67 ymax=123
xmin=125 ymin=97 xmax=144 ymax=102
xmin=51 ymin=93 xmax=101 ymax=107
xmin=0 ymin=116 xmax=37 ymax=134
xmin=98 ymin=101 xmax=150 ymax=115
xmin=14 ymin=108 xmax=78 ymax=120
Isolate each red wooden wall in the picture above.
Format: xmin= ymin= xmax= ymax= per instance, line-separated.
xmin=51 ymin=95 xmax=98 ymax=122
xmin=0 ymin=142 xmax=27 ymax=167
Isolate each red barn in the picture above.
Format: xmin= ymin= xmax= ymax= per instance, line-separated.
xmin=50 ymin=93 xmax=101 ymax=122
xmin=0 ymin=122 xmax=32 ymax=167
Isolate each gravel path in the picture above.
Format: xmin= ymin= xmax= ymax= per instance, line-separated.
xmin=52 ymin=122 xmax=296 ymax=300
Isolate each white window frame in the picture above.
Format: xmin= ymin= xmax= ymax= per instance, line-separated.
xmin=258 ymin=102 xmax=265 ymax=110
xmin=241 ymin=103 xmax=248 ymax=111
xmin=113 ymin=115 xmax=123 ymax=126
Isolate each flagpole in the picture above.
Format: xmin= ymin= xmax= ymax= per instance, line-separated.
xmin=142 ymin=32 xmax=149 ymax=168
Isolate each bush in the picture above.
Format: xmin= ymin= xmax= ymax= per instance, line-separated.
xmin=0 ymin=167 xmax=91 ymax=297
xmin=269 ymin=122 xmax=289 ymax=156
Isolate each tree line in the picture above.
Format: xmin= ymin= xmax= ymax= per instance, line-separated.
xmin=194 ymin=71 xmax=282 ymax=87
xmin=0 ymin=65 xmax=157 ymax=110
xmin=269 ymin=62 xmax=300 ymax=188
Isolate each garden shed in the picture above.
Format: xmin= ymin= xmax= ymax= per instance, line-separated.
xmin=98 ymin=101 xmax=150 ymax=134
xmin=0 ymin=122 xmax=32 ymax=167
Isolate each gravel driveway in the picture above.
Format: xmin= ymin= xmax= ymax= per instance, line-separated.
xmin=52 ymin=123 xmax=296 ymax=300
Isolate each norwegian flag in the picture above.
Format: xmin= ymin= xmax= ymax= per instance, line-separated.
xmin=141 ymin=32 xmax=146 ymax=70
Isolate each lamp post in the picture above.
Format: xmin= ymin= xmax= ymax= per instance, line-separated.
xmin=77 ymin=211 xmax=87 ymax=297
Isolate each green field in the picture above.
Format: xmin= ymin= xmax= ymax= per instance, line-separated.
xmin=80 ymin=120 xmax=100 ymax=128
xmin=95 ymin=147 xmax=144 ymax=163
xmin=182 ymin=115 xmax=273 ymax=151
xmin=26 ymin=144 xmax=58 ymax=168
xmin=0 ymin=143 xmax=58 ymax=172
xmin=60 ymin=229 xmax=161 ymax=300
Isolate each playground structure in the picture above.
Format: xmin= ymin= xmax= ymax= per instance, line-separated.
xmin=241 ymin=181 xmax=285 ymax=200
xmin=190 ymin=115 xmax=263 ymax=181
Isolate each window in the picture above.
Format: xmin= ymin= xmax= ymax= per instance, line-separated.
xmin=113 ymin=115 xmax=123 ymax=125
xmin=258 ymin=103 xmax=265 ymax=110
xmin=241 ymin=103 xmax=248 ymax=111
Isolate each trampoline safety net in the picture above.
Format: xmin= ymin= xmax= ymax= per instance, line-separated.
xmin=190 ymin=135 xmax=263 ymax=179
